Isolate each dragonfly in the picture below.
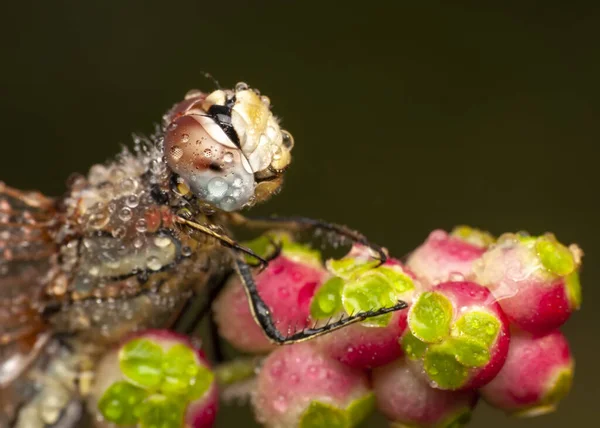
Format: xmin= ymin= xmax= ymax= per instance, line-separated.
xmin=0 ymin=81 xmax=407 ymax=427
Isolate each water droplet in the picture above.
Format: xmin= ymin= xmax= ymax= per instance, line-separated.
xmin=220 ymin=196 xmax=237 ymax=211
xmin=126 ymin=194 xmax=139 ymax=208
xmin=223 ymin=152 xmax=233 ymax=163
xmin=135 ymin=218 xmax=147 ymax=233
xmin=181 ymin=133 xmax=190 ymax=143
xmin=118 ymin=207 xmax=133 ymax=222
xmin=273 ymin=395 xmax=287 ymax=413
xmin=281 ymin=130 xmax=294 ymax=149
xmin=232 ymin=177 xmax=243 ymax=188
xmin=203 ymin=148 xmax=212 ymax=158
xmin=169 ymin=145 xmax=183 ymax=161
xmin=112 ymin=226 xmax=126 ymax=239
xmin=182 ymin=246 xmax=192 ymax=257
xmin=235 ymin=82 xmax=249 ymax=92
xmin=88 ymin=212 xmax=110 ymax=230
xmin=154 ymin=236 xmax=171 ymax=248
xmin=270 ymin=360 xmax=284 ymax=377
xmin=207 ymin=178 xmax=228 ymax=199
xmin=133 ymin=237 xmax=145 ymax=249
xmin=120 ymin=178 xmax=136 ymax=194
xmin=146 ymin=256 xmax=162 ymax=271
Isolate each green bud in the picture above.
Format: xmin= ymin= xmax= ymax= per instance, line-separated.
xmin=119 ymin=338 xmax=164 ymax=389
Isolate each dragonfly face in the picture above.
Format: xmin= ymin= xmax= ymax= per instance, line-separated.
xmin=163 ymin=82 xmax=294 ymax=212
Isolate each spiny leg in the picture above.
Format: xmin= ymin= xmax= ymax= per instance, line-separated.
xmin=229 ymin=213 xmax=388 ymax=264
xmin=175 ymin=216 xmax=269 ymax=269
xmin=234 ymin=257 xmax=407 ymax=344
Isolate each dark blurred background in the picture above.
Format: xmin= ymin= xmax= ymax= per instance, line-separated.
xmin=2 ymin=1 xmax=598 ymax=426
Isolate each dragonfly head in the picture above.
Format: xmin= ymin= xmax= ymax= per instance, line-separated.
xmin=163 ymin=83 xmax=293 ymax=211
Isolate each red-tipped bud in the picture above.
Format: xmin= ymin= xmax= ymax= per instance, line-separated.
xmin=213 ymin=234 xmax=327 ymax=353
xmin=311 ymin=246 xmax=416 ymax=369
xmin=373 ymin=358 xmax=478 ymax=427
xmin=407 ymin=227 xmax=493 ymax=288
xmin=252 ymin=343 xmax=375 ymax=428
xmin=473 ymin=233 xmax=582 ymax=334
xmin=403 ymin=281 xmax=510 ymax=390
xmin=480 ymin=330 xmax=574 ymax=416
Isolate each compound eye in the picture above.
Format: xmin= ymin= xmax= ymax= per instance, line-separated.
xmin=164 ymin=115 xmax=255 ymax=211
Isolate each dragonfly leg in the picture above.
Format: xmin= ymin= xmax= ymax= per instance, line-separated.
xmin=234 ymin=257 xmax=407 ymax=344
xmin=229 ymin=213 xmax=388 ymax=265
xmin=175 ymin=216 xmax=269 ymax=269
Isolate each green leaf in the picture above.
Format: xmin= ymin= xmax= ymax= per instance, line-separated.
xmin=327 ymin=257 xmax=379 ymax=280
xmin=423 ymin=343 xmax=469 ymax=390
xmin=443 ymin=408 xmax=473 ymax=428
xmin=450 ymin=337 xmax=490 ymax=368
xmin=342 ymin=272 xmax=396 ymax=327
xmin=242 ymin=234 xmax=279 ymax=265
xmin=188 ymin=365 xmax=214 ymax=400
xmin=243 ymin=232 xmax=322 ymax=266
xmin=401 ymin=331 xmax=429 ymax=360
xmin=377 ymin=266 xmax=415 ymax=295
xmin=310 ymin=276 xmax=344 ymax=319
xmin=161 ymin=344 xmax=199 ymax=396
xmin=408 ymin=292 xmax=453 ymax=343
xmin=565 ymin=270 xmax=582 ymax=309
xmin=97 ymin=381 xmax=148 ymax=425
xmin=452 ymin=311 xmax=500 ymax=348
xmin=299 ymin=401 xmax=349 ymax=428
xmin=346 ymin=393 xmax=375 ymax=426
xmin=136 ymin=394 xmax=186 ymax=428
xmin=119 ymin=338 xmax=164 ymax=389
xmin=536 ymin=235 xmax=575 ymax=276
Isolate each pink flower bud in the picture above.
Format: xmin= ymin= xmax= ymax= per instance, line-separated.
xmin=213 ymin=250 xmax=327 ymax=353
xmin=407 ymin=227 xmax=493 ymax=288
xmin=403 ymin=281 xmax=510 ymax=390
xmin=373 ymin=358 xmax=478 ymax=427
xmin=252 ymin=343 xmax=374 ymax=428
xmin=473 ymin=233 xmax=582 ymax=334
xmin=89 ymin=330 xmax=217 ymax=428
xmin=480 ymin=330 xmax=574 ymax=416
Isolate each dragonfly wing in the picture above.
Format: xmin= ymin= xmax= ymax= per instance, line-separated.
xmin=0 ymin=184 xmax=58 ymax=344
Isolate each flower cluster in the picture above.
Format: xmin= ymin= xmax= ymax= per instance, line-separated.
xmin=214 ymin=227 xmax=581 ymax=427
xmin=90 ymin=226 xmax=581 ymax=427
